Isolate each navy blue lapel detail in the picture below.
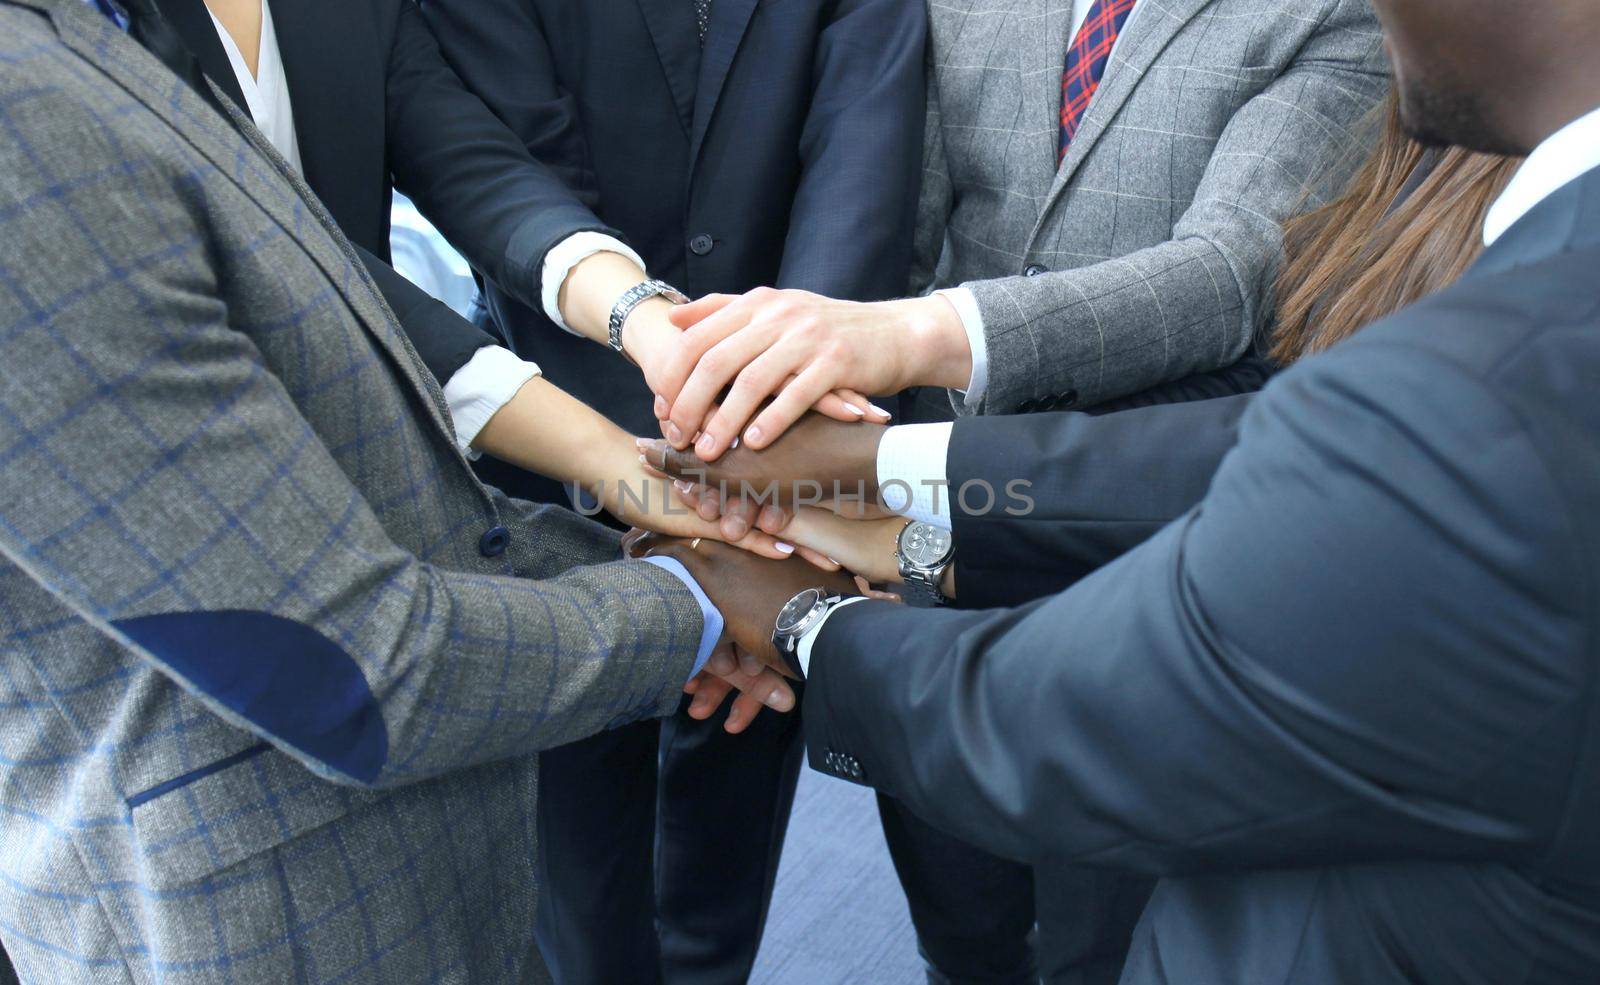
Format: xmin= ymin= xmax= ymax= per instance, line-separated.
xmin=635 ymin=0 xmax=701 ymax=137
xmin=689 ymin=0 xmax=758 ymax=167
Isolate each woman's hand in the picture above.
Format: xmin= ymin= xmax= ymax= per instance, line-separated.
xmin=649 ymin=288 xmax=973 ymax=461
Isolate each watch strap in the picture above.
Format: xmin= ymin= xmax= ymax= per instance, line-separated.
xmin=608 ymin=279 xmax=688 ymax=353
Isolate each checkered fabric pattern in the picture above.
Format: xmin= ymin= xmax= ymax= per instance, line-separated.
xmin=1057 ymin=0 xmax=1134 ymax=159
xmin=910 ymin=0 xmax=1389 ymax=416
xmin=0 ymin=1 xmax=704 ymax=981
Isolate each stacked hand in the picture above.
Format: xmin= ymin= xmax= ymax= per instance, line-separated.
xmin=647 ymin=288 xmax=972 ymax=461
xmin=629 ymin=532 xmax=863 ymax=732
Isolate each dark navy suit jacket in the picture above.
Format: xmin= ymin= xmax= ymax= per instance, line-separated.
xmin=804 ymin=166 xmax=1600 ymax=984
xmin=419 ymin=0 xmax=926 ymax=435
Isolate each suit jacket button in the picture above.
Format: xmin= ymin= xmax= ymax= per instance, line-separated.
xmin=478 ymin=525 xmax=510 ymax=558
xmin=1023 ymin=264 xmax=1048 ymax=277
xmin=1017 ymin=398 xmax=1037 ymax=413
xmin=1061 ymin=389 xmax=1078 ymax=407
xmin=1037 ymin=394 xmax=1058 ymax=411
xmin=689 ymin=234 xmax=715 ymax=256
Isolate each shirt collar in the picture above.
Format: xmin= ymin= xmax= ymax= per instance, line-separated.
xmin=1483 ymin=104 xmax=1600 ymax=246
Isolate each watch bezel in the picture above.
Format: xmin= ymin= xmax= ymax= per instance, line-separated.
xmin=774 ymin=587 xmax=827 ymax=637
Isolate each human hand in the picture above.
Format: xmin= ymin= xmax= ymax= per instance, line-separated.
xmin=683 ymin=640 xmax=796 ymax=734
xmin=637 ymin=412 xmax=887 ymax=513
xmin=650 ymin=288 xmax=972 ymax=460
xmin=633 ymin=533 xmax=859 ymax=672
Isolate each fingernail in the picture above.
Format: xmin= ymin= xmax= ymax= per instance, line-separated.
xmin=827 ymin=557 xmax=841 ymax=566
xmin=674 ymin=479 xmax=695 ymax=494
xmin=726 ymin=516 xmax=749 ymax=538
xmin=774 ymin=542 xmax=795 ymax=555
xmin=635 ymin=437 xmax=654 ymax=453
xmin=744 ymin=424 xmax=762 ymax=446
xmin=868 ymin=403 xmax=892 ymax=419
xmin=730 ymin=436 xmax=740 ymax=449
xmin=842 ymin=402 xmax=865 ymax=417
xmin=638 ymin=454 xmax=648 ymax=465
xmin=740 ymin=653 xmax=763 ymax=676
xmin=654 ymin=395 xmax=668 ymax=419
xmin=760 ymin=507 xmax=785 ymax=530
xmin=709 ymin=652 xmax=736 ymax=675
xmin=696 ymin=433 xmax=717 ymax=457
xmin=765 ymin=688 xmax=794 ymax=712
xmin=665 ymin=422 xmax=684 ymax=445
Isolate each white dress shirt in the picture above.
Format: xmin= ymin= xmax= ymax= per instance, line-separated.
xmin=206 ymin=0 xmax=301 ymax=174
xmin=1483 ymin=105 xmax=1600 ymax=247
xmin=206 ymin=0 xmax=541 ymax=455
xmin=942 ymin=0 xmax=1141 ymax=410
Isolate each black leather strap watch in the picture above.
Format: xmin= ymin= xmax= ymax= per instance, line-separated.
xmin=770 ymin=587 xmax=851 ymax=678
xmin=607 ymin=279 xmax=688 ymax=354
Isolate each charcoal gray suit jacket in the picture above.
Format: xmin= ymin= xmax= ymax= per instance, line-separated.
xmin=0 ymin=2 xmax=706 ymax=980
xmin=807 ymin=165 xmax=1600 ymax=983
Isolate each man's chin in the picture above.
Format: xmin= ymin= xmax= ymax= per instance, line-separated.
xmin=1398 ymin=84 xmax=1523 ymax=155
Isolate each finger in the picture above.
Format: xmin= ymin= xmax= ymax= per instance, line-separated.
xmin=740 ymin=363 xmax=837 ymax=450
xmin=654 ymin=292 xmax=762 ymax=414
xmin=838 ymin=389 xmax=894 ymax=423
xmin=718 ymin=496 xmax=761 ymax=541
xmin=687 ymin=673 xmax=736 ymax=719
xmin=755 ymin=504 xmax=793 ymax=535
xmin=706 ymin=643 xmax=738 ymax=678
xmin=696 ymin=345 xmax=826 ymax=459
xmin=668 ymin=326 xmax=784 ymax=457
xmin=806 ymin=388 xmax=870 ymax=422
xmin=738 ymin=647 xmax=764 ymax=678
xmin=667 ymin=292 xmax=738 ymax=330
xmin=794 ymin=545 xmax=840 ymax=571
xmin=696 ymin=484 xmax=724 ymax=523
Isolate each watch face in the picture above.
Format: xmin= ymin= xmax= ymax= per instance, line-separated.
xmin=900 ymin=522 xmax=953 ymax=567
xmin=775 ymin=588 xmax=824 ymax=635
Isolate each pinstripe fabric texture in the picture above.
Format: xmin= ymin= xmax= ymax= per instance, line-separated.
xmin=912 ymin=0 xmax=1390 ymax=415
xmin=0 ymin=1 xmax=705 ymax=980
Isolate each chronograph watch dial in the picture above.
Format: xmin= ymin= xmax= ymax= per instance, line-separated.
xmin=896 ymin=520 xmax=956 ymax=607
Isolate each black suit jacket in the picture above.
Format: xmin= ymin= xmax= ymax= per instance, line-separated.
xmin=158 ymin=0 xmax=611 ymax=384
xmin=804 ymin=167 xmax=1600 ymax=984
xmin=948 ymin=359 xmax=1270 ymax=608
xmin=420 ymin=0 xmax=926 ymax=435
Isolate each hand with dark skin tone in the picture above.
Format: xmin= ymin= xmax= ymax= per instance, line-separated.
xmin=637 ymin=413 xmax=888 ymax=540
xmin=631 ymin=532 xmax=860 ymax=677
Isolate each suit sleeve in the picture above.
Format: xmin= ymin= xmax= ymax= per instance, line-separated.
xmin=384 ymin=0 xmax=616 ymax=312
xmin=417 ymin=0 xmax=603 ymax=210
xmin=948 ymin=390 xmax=1252 ymax=608
xmin=806 ymin=340 xmax=1590 ymax=874
xmin=965 ymin=0 xmax=1389 ymax=414
xmin=0 ymin=122 xmax=703 ymax=793
xmin=774 ymin=0 xmax=926 ymax=301
xmin=356 ymin=242 xmax=497 ymax=384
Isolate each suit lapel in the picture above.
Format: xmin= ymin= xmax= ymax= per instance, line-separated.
xmin=268 ymin=0 xmax=385 ymax=228
xmin=44 ymin=0 xmax=456 ymax=439
xmin=1036 ymin=0 xmax=1213 ymax=230
xmin=1021 ymin=0 xmax=1079 ymax=205
xmin=154 ymin=0 xmax=248 ymax=112
xmin=688 ymin=0 xmax=759 ymax=167
xmin=634 ymin=0 xmax=700 ymax=137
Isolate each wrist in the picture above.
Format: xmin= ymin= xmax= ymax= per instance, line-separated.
xmin=892 ymin=295 xmax=973 ymax=391
xmin=621 ymin=300 xmax=679 ymax=372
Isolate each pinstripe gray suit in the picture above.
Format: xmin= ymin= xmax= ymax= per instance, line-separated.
xmin=915 ymin=0 xmax=1389 ymax=415
xmin=0 ymin=2 xmax=708 ymax=980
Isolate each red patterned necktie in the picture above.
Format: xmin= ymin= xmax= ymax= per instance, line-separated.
xmin=1059 ymin=0 xmax=1136 ymax=161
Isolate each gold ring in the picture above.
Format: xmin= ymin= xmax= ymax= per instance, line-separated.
xmin=689 ymin=538 xmax=703 ymax=551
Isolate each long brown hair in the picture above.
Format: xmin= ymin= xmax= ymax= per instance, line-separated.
xmin=1270 ymin=96 xmax=1522 ymax=365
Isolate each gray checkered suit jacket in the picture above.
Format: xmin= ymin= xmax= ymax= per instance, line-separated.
xmin=916 ymin=0 xmax=1389 ymax=414
xmin=0 ymin=2 xmax=706 ymax=981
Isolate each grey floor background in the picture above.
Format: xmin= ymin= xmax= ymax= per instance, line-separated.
xmin=748 ymin=768 xmax=925 ymax=984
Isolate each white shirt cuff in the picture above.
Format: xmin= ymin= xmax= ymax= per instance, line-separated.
xmin=875 ymin=422 xmax=955 ymax=530
xmin=936 ymin=287 xmax=988 ymax=409
xmin=540 ymin=231 xmax=648 ymax=334
xmin=796 ymin=597 xmax=870 ymax=677
xmin=442 ymin=345 xmax=540 ymax=458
